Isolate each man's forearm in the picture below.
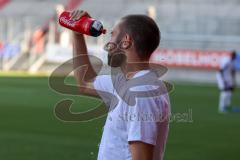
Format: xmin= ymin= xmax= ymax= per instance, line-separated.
xmin=72 ymin=33 xmax=97 ymax=86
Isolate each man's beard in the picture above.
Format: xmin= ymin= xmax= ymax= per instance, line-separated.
xmin=107 ymin=52 xmax=126 ymax=67
xmin=107 ymin=32 xmax=127 ymax=67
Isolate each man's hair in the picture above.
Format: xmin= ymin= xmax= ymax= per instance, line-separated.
xmin=231 ymin=50 xmax=237 ymax=60
xmin=121 ymin=15 xmax=160 ymax=60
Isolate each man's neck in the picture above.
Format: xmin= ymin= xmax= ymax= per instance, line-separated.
xmin=121 ymin=61 xmax=150 ymax=79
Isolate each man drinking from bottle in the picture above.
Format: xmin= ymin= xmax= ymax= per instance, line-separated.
xmin=69 ymin=10 xmax=171 ymax=160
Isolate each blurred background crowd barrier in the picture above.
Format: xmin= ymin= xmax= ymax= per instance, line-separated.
xmin=0 ymin=0 xmax=239 ymax=84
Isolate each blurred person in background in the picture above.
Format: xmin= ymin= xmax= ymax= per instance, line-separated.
xmin=217 ymin=51 xmax=237 ymax=113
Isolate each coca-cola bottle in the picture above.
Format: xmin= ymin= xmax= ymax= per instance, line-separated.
xmin=59 ymin=11 xmax=106 ymax=37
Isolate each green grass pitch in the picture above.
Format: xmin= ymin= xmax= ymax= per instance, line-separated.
xmin=0 ymin=76 xmax=239 ymax=160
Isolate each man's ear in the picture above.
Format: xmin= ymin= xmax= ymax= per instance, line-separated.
xmin=120 ymin=34 xmax=133 ymax=50
xmin=125 ymin=34 xmax=132 ymax=41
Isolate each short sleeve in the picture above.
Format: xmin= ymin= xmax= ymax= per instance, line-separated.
xmin=127 ymin=94 xmax=169 ymax=146
xmin=93 ymin=75 xmax=115 ymax=106
xmin=93 ymin=75 xmax=114 ymax=93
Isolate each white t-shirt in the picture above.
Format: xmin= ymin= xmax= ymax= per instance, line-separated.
xmin=216 ymin=58 xmax=236 ymax=90
xmin=94 ymin=70 xmax=171 ymax=160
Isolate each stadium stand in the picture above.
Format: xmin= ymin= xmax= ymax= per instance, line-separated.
xmin=0 ymin=0 xmax=239 ymax=85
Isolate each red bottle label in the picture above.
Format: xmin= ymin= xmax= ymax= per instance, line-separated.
xmin=59 ymin=11 xmax=94 ymax=35
xmin=59 ymin=12 xmax=74 ymax=27
xmin=59 ymin=11 xmax=106 ymax=36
